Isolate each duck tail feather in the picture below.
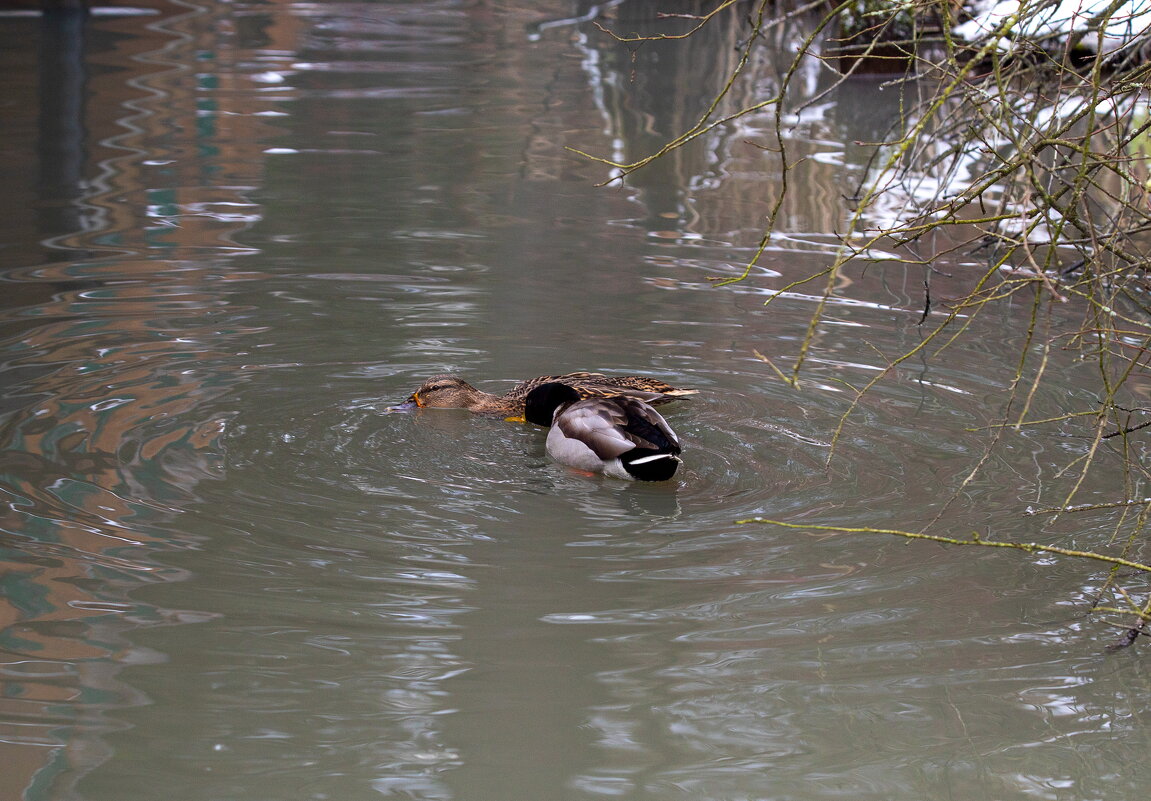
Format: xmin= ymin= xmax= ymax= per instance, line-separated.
xmin=621 ymin=448 xmax=681 ymax=481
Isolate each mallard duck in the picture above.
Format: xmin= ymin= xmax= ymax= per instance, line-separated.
xmin=392 ymin=372 xmax=697 ymax=416
xmin=523 ymin=382 xmax=683 ymax=481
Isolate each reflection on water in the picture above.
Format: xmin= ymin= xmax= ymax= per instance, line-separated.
xmin=3 ymin=2 xmax=1151 ymax=800
xmin=0 ymin=251 xmax=255 ymax=793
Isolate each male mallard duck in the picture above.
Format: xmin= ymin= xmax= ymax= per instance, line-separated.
xmin=393 ymin=372 xmax=697 ymax=416
xmin=523 ymin=382 xmax=683 ymax=481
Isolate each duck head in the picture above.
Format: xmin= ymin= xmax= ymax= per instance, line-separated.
xmin=390 ymin=375 xmax=486 ymax=411
xmin=523 ymin=382 xmax=582 ymax=426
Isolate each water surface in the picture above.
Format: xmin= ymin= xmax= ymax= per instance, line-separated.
xmin=2 ymin=2 xmax=1151 ymax=800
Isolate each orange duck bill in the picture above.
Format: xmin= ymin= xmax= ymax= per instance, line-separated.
xmin=386 ymin=392 xmax=423 ymax=411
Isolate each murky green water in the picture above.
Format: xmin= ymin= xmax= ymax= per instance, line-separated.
xmin=3 ymin=1 xmax=1151 ymax=799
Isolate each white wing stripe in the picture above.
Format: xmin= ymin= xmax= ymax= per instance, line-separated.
xmin=628 ymin=453 xmax=674 ymax=465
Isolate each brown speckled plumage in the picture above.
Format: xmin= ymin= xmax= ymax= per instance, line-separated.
xmin=398 ymin=372 xmax=697 ymax=416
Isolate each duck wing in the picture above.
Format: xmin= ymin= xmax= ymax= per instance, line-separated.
xmin=502 ymin=372 xmax=609 ymax=400
xmin=589 ymin=375 xmax=698 ymax=398
xmin=614 ymin=397 xmax=681 ymax=453
xmin=569 ymin=382 xmax=677 ymax=406
xmin=503 ymin=372 xmax=697 ymax=405
xmin=553 ymin=398 xmax=679 ymax=459
xmin=551 ymin=400 xmax=636 ymax=461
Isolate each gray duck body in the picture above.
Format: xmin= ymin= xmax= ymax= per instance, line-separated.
xmin=525 ymin=382 xmax=682 ymax=481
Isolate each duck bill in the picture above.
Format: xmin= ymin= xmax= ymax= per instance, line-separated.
xmin=387 ymin=393 xmax=423 ymax=412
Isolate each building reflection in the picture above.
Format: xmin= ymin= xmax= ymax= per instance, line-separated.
xmin=524 ymin=0 xmax=887 ymax=246
xmin=0 ymin=0 xmax=299 ymax=793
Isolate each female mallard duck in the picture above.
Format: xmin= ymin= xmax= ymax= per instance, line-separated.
xmin=393 ymin=372 xmax=696 ymax=416
xmin=523 ymin=382 xmax=683 ymax=481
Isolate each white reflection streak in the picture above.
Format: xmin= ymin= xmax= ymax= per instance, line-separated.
xmin=526 ymin=0 xmax=630 ymax=42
